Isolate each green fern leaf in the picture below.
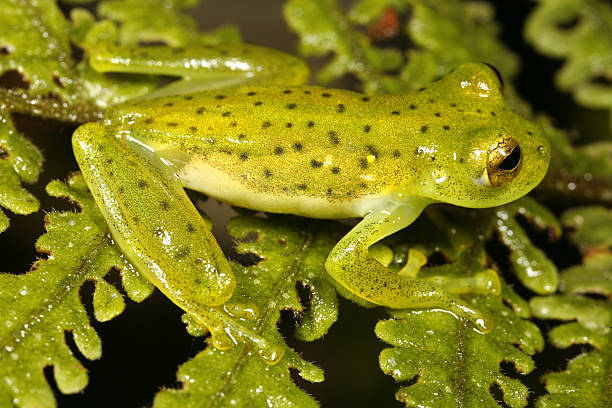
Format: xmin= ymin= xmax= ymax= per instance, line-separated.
xmin=538 ymin=120 xmax=612 ymax=205
xmin=0 ymin=114 xmax=42 ymax=233
xmin=531 ymin=206 xmax=612 ymax=407
xmin=154 ymin=216 xmax=341 ymax=407
xmin=525 ymin=0 xmax=612 ymax=129
xmin=284 ymin=0 xmax=403 ymax=94
xmin=284 ymin=0 xmax=518 ymax=97
xmin=376 ymin=248 xmax=544 ymax=408
xmin=0 ymin=175 xmax=152 ymax=408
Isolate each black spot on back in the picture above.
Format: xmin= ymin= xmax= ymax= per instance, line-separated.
xmin=366 ymin=145 xmax=379 ymax=158
xmin=307 ymin=121 xmax=315 ymax=128
xmin=331 ymin=167 xmax=340 ymax=174
xmin=322 ymin=92 xmax=331 ymax=98
xmin=196 ymin=107 xmax=205 ymax=114
xmin=361 ymin=96 xmax=370 ymax=102
xmin=262 ymin=121 xmax=271 ymax=128
xmin=443 ymin=125 xmax=450 ymax=130
xmin=167 ymin=122 xmax=178 ymax=127
xmin=283 ymin=89 xmax=292 ymax=94
xmin=187 ymin=223 xmax=196 ymax=233
xmin=161 ymin=200 xmax=170 ymax=210
xmin=410 ymin=104 xmax=417 ymax=110
xmin=254 ymin=101 xmax=263 ymax=106
xmin=274 ymin=146 xmax=284 ymax=155
xmin=286 ymin=103 xmax=297 ymax=109
xmin=137 ymin=180 xmax=148 ymax=189
xmin=222 ymin=111 xmax=231 ymax=117
xmin=359 ymin=158 xmax=368 ymax=169
xmin=293 ymin=142 xmax=303 ymax=151
xmin=189 ymin=126 xmax=197 ymax=132
xmin=215 ymin=94 xmax=226 ymax=100
xmin=164 ymin=102 xmax=174 ymax=107
xmin=391 ymin=111 xmax=400 ymax=115
xmin=264 ymin=169 xmax=272 ymax=178
xmin=239 ymin=153 xmax=249 ymax=161
xmin=421 ymin=125 xmax=429 ymax=133
xmin=329 ymin=131 xmax=340 ymax=144
xmin=247 ymin=91 xmax=256 ymax=96
xmin=311 ymin=159 xmax=323 ymax=168
xmin=337 ymin=104 xmax=345 ymax=113
xmin=364 ymin=125 xmax=371 ymax=133
xmin=393 ymin=150 xmax=401 ymax=158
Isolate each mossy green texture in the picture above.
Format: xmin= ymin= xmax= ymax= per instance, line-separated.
xmin=526 ymin=0 xmax=612 ymax=125
xmin=531 ymin=206 xmax=612 ymax=408
xmin=376 ymin=249 xmax=544 ymax=408
xmin=0 ymin=175 xmax=153 ymax=408
xmin=154 ymin=216 xmax=341 ymax=407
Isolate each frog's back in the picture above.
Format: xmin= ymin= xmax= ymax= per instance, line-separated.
xmin=106 ymin=86 xmax=449 ymax=217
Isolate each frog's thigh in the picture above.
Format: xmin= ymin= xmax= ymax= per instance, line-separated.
xmin=325 ymin=202 xmax=492 ymax=331
xmin=72 ymin=123 xmax=235 ymax=307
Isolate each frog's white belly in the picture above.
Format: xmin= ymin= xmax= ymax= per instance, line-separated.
xmin=177 ymin=157 xmax=387 ymax=219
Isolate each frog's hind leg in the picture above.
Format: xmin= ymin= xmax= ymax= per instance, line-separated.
xmin=72 ymin=123 xmax=236 ymax=309
xmin=325 ymin=200 xmax=500 ymax=332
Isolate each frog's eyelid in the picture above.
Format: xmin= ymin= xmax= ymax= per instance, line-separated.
xmin=482 ymin=62 xmax=504 ymax=93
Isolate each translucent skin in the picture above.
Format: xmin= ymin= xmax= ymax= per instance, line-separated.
xmin=73 ymin=51 xmax=550 ymax=332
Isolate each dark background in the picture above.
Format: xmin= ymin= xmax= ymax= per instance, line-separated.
xmin=0 ymin=1 xmax=608 ymax=407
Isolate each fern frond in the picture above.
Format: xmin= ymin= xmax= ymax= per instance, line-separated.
xmin=154 ymin=216 xmax=342 ymax=407
xmin=525 ymin=0 xmax=612 ymax=128
xmin=0 ymin=175 xmax=153 ymax=408
xmin=284 ymin=0 xmax=518 ymax=97
xmin=531 ymin=206 xmax=612 ymax=407
xmin=538 ymin=120 xmax=612 ymax=205
xmin=377 ymin=248 xmax=544 ymax=408
xmin=0 ymin=114 xmax=42 ymax=233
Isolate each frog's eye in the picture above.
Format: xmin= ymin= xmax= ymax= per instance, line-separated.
xmin=483 ymin=63 xmax=504 ymax=94
xmin=486 ymin=136 xmax=521 ymax=187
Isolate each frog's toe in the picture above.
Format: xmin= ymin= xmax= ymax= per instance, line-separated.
xmin=397 ymin=248 xmax=427 ymax=278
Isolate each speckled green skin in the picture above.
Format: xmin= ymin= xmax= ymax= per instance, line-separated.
xmin=73 ymin=56 xmax=550 ymax=332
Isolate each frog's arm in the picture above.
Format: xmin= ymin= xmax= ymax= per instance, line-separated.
xmin=325 ymin=199 xmax=500 ymax=332
xmin=89 ymin=43 xmax=310 ymax=98
xmin=72 ymin=123 xmax=235 ymax=309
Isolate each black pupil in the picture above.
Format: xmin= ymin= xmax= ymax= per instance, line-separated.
xmin=500 ymin=146 xmax=521 ymax=170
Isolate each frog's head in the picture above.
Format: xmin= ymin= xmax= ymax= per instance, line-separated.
xmin=414 ymin=63 xmax=550 ymax=208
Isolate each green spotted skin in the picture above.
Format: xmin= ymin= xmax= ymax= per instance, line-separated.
xmin=73 ymin=61 xmax=551 ymax=332
xmin=101 ymin=63 xmax=549 ymax=218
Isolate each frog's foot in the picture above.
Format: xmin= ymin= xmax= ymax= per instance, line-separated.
xmin=394 ymin=269 xmax=500 ymax=332
xmin=188 ymin=305 xmax=285 ymax=364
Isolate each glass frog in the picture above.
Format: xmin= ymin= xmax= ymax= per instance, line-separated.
xmin=73 ymin=44 xmax=550 ymax=346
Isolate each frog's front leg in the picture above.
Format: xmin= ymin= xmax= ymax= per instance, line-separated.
xmin=325 ymin=200 xmax=500 ymax=332
xmin=73 ymin=123 xmax=236 ymax=309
